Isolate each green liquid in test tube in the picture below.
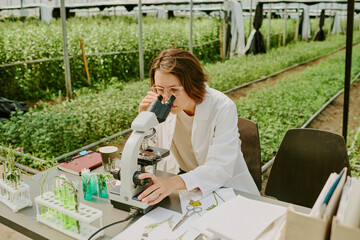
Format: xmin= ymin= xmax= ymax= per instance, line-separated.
xmin=61 ymin=186 xmax=71 ymax=229
xmin=54 ymin=187 xmax=62 ymax=219
xmin=69 ymin=193 xmax=77 ymax=228
xmin=63 ymin=184 xmax=70 ymax=209
xmin=41 ymin=205 xmax=47 ymax=216
xmin=62 ymin=214 xmax=72 ymax=230
xmin=54 ymin=187 xmax=61 ymax=200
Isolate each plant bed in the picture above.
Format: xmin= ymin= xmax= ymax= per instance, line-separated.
xmin=235 ymin=44 xmax=360 ymax=167
xmin=0 ymin=33 xmax=359 ymax=168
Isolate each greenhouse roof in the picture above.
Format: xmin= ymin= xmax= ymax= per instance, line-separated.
xmin=258 ymin=0 xmax=360 ymax=4
xmin=0 ymin=0 xmax=226 ymax=12
xmin=0 ymin=0 xmax=223 ymax=9
xmin=64 ymin=0 xmax=224 ymax=8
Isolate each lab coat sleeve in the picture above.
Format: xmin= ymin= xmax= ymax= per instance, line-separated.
xmin=180 ymin=103 xmax=240 ymax=197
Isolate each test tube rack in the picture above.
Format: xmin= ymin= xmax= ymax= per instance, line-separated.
xmin=0 ymin=179 xmax=32 ymax=212
xmin=35 ymin=191 xmax=104 ymax=240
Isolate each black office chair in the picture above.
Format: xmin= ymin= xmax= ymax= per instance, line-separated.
xmin=238 ymin=117 xmax=262 ymax=191
xmin=265 ymin=128 xmax=350 ymax=208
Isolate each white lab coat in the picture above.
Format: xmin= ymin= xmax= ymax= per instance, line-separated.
xmin=154 ymin=85 xmax=260 ymax=197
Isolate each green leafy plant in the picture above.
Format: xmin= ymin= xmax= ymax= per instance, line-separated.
xmin=30 ymin=169 xmax=52 ymax=217
xmin=348 ymin=124 xmax=360 ymax=177
xmin=207 ymin=33 xmax=360 ymax=92
xmin=1 ymin=32 xmax=359 ymax=164
xmin=2 ymin=145 xmax=22 ymax=191
xmin=1 ymin=15 xmax=349 ymax=101
xmin=81 ymin=169 xmax=95 ymax=201
xmin=142 ymin=214 xmax=174 ymax=239
xmin=206 ymin=191 xmax=225 ymax=210
xmin=96 ymin=173 xmax=111 ymax=198
xmin=97 ymin=173 xmax=111 ymax=184
xmin=0 ymin=16 xmax=220 ymax=101
xmin=31 ymin=169 xmax=52 ymax=197
xmin=235 ymin=44 xmax=360 ymax=163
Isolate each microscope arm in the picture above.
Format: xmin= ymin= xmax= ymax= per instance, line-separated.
xmin=119 ymin=111 xmax=159 ymax=197
xmin=110 ymin=96 xmax=174 ymax=213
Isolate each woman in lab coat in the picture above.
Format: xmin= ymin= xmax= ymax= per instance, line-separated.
xmin=138 ymin=49 xmax=259 ymax=205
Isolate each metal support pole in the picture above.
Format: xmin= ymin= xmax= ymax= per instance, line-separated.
xmin=60 ymin=0 xmax=72 ymax=99
xmin=249 ymin=0 xmax=253 ymax=36
xmin=138 ymin=0 xmax=144 ymax=81
xmin=222 ymin=10 xmax=227 ymax=61
xmin=316 ymin=3 xmax=319 ymax=21
xmin=329 ymin=2 xmax=334 ymax=36
xmin=295 ymin=3 xmax=300 ymax=42
xmin=343 ymin=0 xmax=355 ymax=143
xmin=267 ymin=3 xmax=271 ymax=51
xmin=189 ymin=0 xmax=193 ymax=53
xmin=283 ymin=4 xmax=287 ymax=46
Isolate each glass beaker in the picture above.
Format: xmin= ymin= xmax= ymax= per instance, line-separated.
xmin=97 ymin=174 xmax=108 ymax=198
xmin=90 ymin=174 xmax=97 ymax=196
xmin=82 ymin=174 xmax=93 ymax=201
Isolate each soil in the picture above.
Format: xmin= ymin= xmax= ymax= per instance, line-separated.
xmin=227 ymin=60 xmax=360 ymax=138
xmin=259 ymin=81 xmax=360 ymax=195
xmin=226 ymin=56 xmax=331 ymax=101
xmin=307 ymin=80 xmax=360 ymax=135
xmin=227 ymin=54 xmax=360 ymax=196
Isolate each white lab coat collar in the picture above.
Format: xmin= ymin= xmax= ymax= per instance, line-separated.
xmin=193 ymin=84 xmax=211 ymax=121
xmin=161 ymin=83 xmax=211 ymax=150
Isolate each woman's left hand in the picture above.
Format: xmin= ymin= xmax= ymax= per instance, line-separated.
xmin=137 ymin=173 xmax=185 ymax=205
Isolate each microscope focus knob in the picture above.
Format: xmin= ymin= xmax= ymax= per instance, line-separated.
xmin=133 ymin=171 xmax=152 ymax=186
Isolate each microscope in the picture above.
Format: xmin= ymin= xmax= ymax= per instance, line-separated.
xmin=109 ymin=95 xmax=175 ymax=214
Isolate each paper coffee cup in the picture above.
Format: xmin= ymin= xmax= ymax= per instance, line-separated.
xmin=99 ymin=146 xmax=118 ymax=172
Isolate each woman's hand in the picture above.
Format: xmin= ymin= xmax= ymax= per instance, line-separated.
xmin=137 ymin=173 xmax=186 ymax=205
xmin=138 ymin=91 xmax=158 ymax=113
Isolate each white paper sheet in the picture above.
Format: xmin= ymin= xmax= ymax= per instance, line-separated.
xmin=179 ymin=188 xmax=236 ymax=214
xmin=112 ymin=207 xmax=199 ymax=240
xmin=112 ymin=188 xmax=236 ymax=240
xmin=310 ymin=173 xmax=337 ymax=217
xmin=337 ymin=177 xmax=360 ymax=228
xmin=190 ymin=195 xmax=287 ymax=240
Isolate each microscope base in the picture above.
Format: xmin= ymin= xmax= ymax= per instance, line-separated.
xmin=109 ymin=185 xmax=155 ymax=214
xmin=110 ymin=198 xmax=155 ymax=214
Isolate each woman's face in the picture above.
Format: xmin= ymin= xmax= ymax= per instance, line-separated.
xmin=154 ymin=70 xmax=196 ymax=116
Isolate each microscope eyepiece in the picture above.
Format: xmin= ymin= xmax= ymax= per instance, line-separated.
xmin=165 ymin=95 xmax=175 ymax=107
xmin=146 ymin=95 xmax=176 ymax=123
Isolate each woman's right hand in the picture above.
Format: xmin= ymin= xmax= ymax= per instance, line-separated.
xmin=138 ymin=91 xmax=158 ymax=113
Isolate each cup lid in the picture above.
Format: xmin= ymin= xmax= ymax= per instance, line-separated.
xmin=99 ymin=146 xmax=118 ymax=154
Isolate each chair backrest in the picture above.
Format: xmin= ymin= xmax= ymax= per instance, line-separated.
xmin=238 ymin=117 xmax=262 ymax=191
xmin=265 ymin=128 xmax=350 ymax=208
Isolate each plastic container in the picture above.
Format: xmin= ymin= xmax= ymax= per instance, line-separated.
xmin=0 ymin=179 xmax=32 ymax=212
xmin=97 ymin=174 xmax=108 ymax=198
xmin=82 ymin=173 xmax=93 ymax=201
xmin=35 ymin=191 xmax=103 ymax=240
xmin=90 ymin=175 xmax=98 ymax=196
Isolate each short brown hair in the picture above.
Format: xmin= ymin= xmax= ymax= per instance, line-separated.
xmin=149 ymin=48 xmax=209 ymax=104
